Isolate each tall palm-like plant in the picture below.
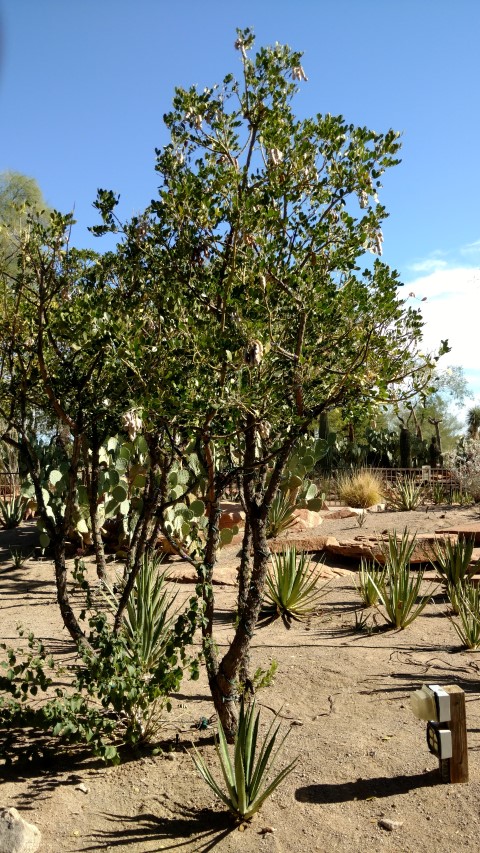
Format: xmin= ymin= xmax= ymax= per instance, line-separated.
xmin=466 ymin=406 xmax=480 ymax=440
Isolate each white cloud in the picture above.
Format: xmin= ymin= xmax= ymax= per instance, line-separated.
xmin=461 ymin=239 xmax=480 ymax=257
xmin=404 ymin=267 xmax=480 ymax=397
xmin=408 ymin=257 xmax=448 ymax=274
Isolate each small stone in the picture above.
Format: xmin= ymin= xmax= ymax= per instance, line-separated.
xmin=378 ymin=818 xmax=403 ymax=832
xmin=76 ymin=783 xmax=89 ymax=794
xmin=0 ymin=808 xmax=41 ymax=853
xmin=259 ymin=826 xmax=275 ymax=834
xmin=165 ymin=753 xmax=175 ymax=761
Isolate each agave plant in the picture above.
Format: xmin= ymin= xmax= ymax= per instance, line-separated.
xmin=372 ymin=531 xmax=436 ymax=628
xmin=356 ymin=558 xmax=384 ymax=608
xmin=387 ymin=477 xmax=424 ymax=511
xmin=448 ymin=582 xmax=480 ymax=649
xmin=433 ymin=536 xmax=478 ymax=590
xmin=262 ymin=547 xmax=328 ymax=628
xmin=0 ymin=495 xmax=27 ymax=529
xmin=192 ymin=699 xmax=297 ymax=820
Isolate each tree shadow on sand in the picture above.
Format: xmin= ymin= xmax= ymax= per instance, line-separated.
xmin=80 ymin=805 xmax=237 ymax=852
xmin=296 ymin=769 xmax=439 ymax=804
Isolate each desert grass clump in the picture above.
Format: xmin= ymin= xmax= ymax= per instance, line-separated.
xmin=192 ymin=699 xmax=297 ymax=821
xmin=373 ymin=530 xmax=436 ymax=628
xmin=337 ymin=469 xmax=383 ymax=509
xmin=261 ymin=547 xmax=328 ymax=628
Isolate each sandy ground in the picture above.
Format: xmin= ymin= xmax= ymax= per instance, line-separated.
xmin=2 ymin=506 xmax=480 ymax=852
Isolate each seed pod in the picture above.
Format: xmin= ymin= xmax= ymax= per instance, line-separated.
xmin=244 ymin=340 xmax=264 ymax=366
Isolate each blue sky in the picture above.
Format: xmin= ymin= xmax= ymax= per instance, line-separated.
xmin=1 ymin=0 xmax=479 ymax=411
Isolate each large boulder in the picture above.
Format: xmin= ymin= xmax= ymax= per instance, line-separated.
xmin=291 ymin=508 xmax=324 ymax=529
xmin=219 ymin=501 xmax=245 ymax=530
xmin=0 ymin=808 xmax=41 ymax=853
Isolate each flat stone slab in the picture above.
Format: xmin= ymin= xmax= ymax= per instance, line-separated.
xmin=435 ymin=525 xmax=480 ymax=545
xmin=325 ymin=532 xmax=459 ymax=564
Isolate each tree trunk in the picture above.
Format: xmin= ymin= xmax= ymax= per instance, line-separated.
xmin=53 ymin=538 xmax=91 ymax=651
xmin=84 ymin=435 xmax=107 ymax=580
xmin=211 ymin=510 xmax=271 ymax=740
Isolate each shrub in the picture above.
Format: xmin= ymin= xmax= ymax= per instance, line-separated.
xmin=192 ymin=699 xmax=297 ymax=821
xmin=444 ymin=439 xmax=480 ymax=502
xmin=337 ymin=469 xmax=383 ymax=508
xmin=0 ymin=556 xmax=199 ymax=764
xmin=261 ymin=547 xmax=329 ymax=628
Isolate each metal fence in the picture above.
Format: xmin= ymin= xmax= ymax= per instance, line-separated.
xmin=315 ymin=467 xmax=461 ymax=505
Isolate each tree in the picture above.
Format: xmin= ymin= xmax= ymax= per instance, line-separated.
xmin=0 ymin=32 xmax=446 ymax=740
xmin=91 ymin=29 xmax=444 ymax=737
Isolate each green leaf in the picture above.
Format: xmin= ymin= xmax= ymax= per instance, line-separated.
xmin=39 ymin=533 xmax=50 ymax=549
xmin=112 ymin=483 xmax=128 ymax=503
xmin=189 ymin=499 xmax=205 ymax=518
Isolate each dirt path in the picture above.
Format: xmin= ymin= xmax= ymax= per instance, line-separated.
xmin=2 ymin=508 xmax=480 ymax=852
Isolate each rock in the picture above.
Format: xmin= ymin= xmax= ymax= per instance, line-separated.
xmin=378 ymin=818 xmax=403 ymax=832
xmin=435 ymin=525 xmax=480 ymax=545
xmin=291 ymin=508 xmax=324 ymax=529
xmin=219 ymin=501 xmax=245 ymax=530
xmin=75 ymin=783 xmax=89 ymax=794
xmin=0 ymin=808 xmax=41 ymax=853
xmin=325 ymin=532 xmax=458 ymax=564
xmin=320 ymin=507 xmax=358 ymax=521
xmin=317 ymin=566 xmax=352 ymax=578
xmin=268 ymin=531 xmax=339 ymax=554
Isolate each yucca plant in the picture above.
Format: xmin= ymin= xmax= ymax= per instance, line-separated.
xmin=372 ymin=531 xmax=436 ymax=628
xmin=387 ymin=477 xmax=424 ymax=511
xmin=192 ymin=699 xmax=297 ymax=821
xmin=448 ymin=582 xmax=480 ymax=649
xmin=430 ymin=483 xmax=447 ymax=505
xmin=356 ymin=558 xmax=385 ymax=607
xmin=9 ymin=547 xmax=31 ymax=569
xmin=103 ymin=551 xmax=178 ymax=670
xmin=0 ymin=495 xmax=27 ymax=529
xmin=261 ymin=547 xmax=328 ymax=628
xmin=266 ymin=490 xmax=296 ymax=538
